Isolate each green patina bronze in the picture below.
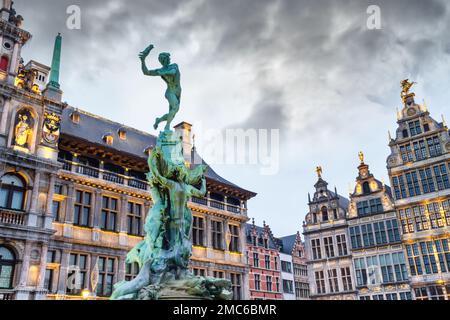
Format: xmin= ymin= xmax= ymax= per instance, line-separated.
xmin=139 ymin=44 xmax=181 ymax=131
xmin=110 ymin=45 xmax=232 ymax=300
xmin=48 ymin=33 xmax=62 ymax=90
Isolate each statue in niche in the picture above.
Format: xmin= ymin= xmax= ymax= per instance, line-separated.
xmin=14 ymin=111 xmax=33 ymax=148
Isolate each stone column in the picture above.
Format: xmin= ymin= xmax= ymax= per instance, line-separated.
xmin=57 ymin=251 xmax=70 ymax=295
xmin=37 ymin=243 xmax=49 ymax=289
xmin=45 ymin=174 xmax=56 ymax=215
xmin=92 ymin=189 xmax=102 ymax=228
xmin=117 ymin=256 xmax=126 ymax=283
xmin=224 ymin=218 xmax=230 ymax=253
xmin=65 ymin=184 xmax=75 ymax=223
xmin=29 ymin=170 xmax=40 ymax=211
xmin=18 ymin=241 xmax=32 ymax=287
xmin=44 ymin=174 xmax=57 ymax=229
xmin=0 ymin=99 xmax=11 ymax=135
xmin=242 ymin=271 xmax=250 ymax=300
xmin=205 ymin=215 xmax=212 ymax=247
xmin=119 ymin=195 xmax=129 ymax=233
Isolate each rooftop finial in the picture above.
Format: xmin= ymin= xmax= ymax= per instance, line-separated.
xmin=400 ymin=79 xmax=416 ymax=104
xmin=388 ymin=130 xmax=392 ymax=142
xmin=48 ymin=33 xmax=62 ymax=90
xmin=316 ymin=166 xmax=323 ymax=179
xmin=358 ymin=151 xmax=365 ymax=164
xmin=442 ymin=114 xmax=447 ymax=128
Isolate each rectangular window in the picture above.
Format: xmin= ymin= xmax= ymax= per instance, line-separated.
xmin=327 ymin=269 xmax=339 ymax=293
xmin=264 ymin=255 xmax=271 ymax=270
xmin=213 ymin=270 xmax=224 ymax=279
xmin=386 ymin=219 xmax=401 ymax=243
xmin=413 ymin=140 xmax=427 ymax=160
xmin=74 ymin=190 xmax=92 ymax=227
xmin=366 ymin=256 xmax=380 ymax=285
xmin=253 ymin=253 xmax=259 ymax=268
xmin=315 ymin=271 xmax=325 ymax=294
xmin=434 ymin=164 xmax=450 ymax=191
xmin=420 ymin=241 xmax=438 ymax=274
xmin=369 ymin=198 xmax=383 ymax=214
xmin=341 ymin=267 xmax=353 ymax=291
xmin=192 ymin=268 xmax=206 ymax=277
xmin=414 ymin=287 xmax=428 ymax=300
xmin=324 ymin=236 xmax=335 ymax=258
xmin=361 ymin=224 xmax=375 ymax=247
xmin=52 ymin=201 xmax=61 ymax=222
xmin=406 ymin=244 xmax=423 ymax=276
xmin=211 ymin=220 xmax=223 ymax=250
xmin=442 ymin=200 xmax=450 ymax=226
xmin=350 ymin=226 xmax=362 ymax=249
xmin=192 ymin=216 xmax=205 ymax=246
xmin=354 ymin=258 xmax=367 ymax=287
xmin=386 ymin=293 xmax=398 ymax=300
xmin=125 ymin=262 xmax=139 ymax=281
xmin=67 ymin=253 xmax=88 ymax=295
xmin=230 ymin=273 xmax=242 ymax=300
xmin=281 ymin=260 xmax=292 ymax=273
xmin=254 ymin=274 xmax=261 ymax=291
xmin=379 ymin=254 xmax=394 ymax=283
xmin=100 ymin=196 xmax=118 ymax=232
xmin=44 ymin=269 xmax=54 ymax=293
xmin=392 ymin=252 xmax=408 ymax=282
xmin=228 ymin=224 xmax=240 ymax=252
xmin=311 ymin=239 xmax=322 ymax=260
xmin=282 ymin=279 xmax=294 ymax=294
xmin=127 ymin=202 xmax=142 ymax=236
xmin=427 ymin=202 xmax=444 ymax=229
xmin=409 ymin=120 xmax=422 ymax=136
xmin=400 ymin=144 xmax=413 ymax=163
xmin=336 ymin=234 xmax=348 ymax=256
xmin=405 ymin=171 xmax=421 ymax=197
xmin=413 ymin=205 xmax=429 ymax=232
xmin=357 ymin=201 xmax=370 ymax=216
xmin=374 ymin=222 xmax=387 ymax=245
xmin=427 ymin=136 xmax=442 ymax=157
xmin=399 ymin=292 xmax=412 ymax=300
xmin=392 ymin=176 xmax=407 ymax=199
xmin=419 ymin=167 xmax=436 ymax=193
xmin=97 ymin=256 xmax=116 ymax=297
xmin=266 ymin=275 xmax=272 ymax=292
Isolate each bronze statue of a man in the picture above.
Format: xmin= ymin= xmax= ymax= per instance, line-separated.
xmin=139 ymin=44 xmax=181 ymax=131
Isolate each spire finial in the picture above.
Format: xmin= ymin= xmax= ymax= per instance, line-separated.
xmin=358 ymin=151 xmax=365 ymax=164
xmin=388 ymin=130 xmax=392 ymax=142
xmin=48 ymin=33 xmax=62 ymax=90
xmin=316 ymin=166 xmax=323 ymax=178
xmin=442 ymin=114 xmax=447 ymax=128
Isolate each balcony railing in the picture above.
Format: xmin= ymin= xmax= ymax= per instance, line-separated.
xmin=191 ymin=196 xmax=247 ymax=215
xmin=58 ymin=159 xmax=149 ymax=191
xmin=0 ymin=209 xmax=26 ymax=226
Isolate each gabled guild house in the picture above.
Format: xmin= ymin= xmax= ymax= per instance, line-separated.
xmin=387 ymin=82 xmax=450 ymax=300
xmin=0 ymin=0 xmax=256 ymax=300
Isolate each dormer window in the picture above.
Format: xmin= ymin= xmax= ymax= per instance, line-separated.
xmin=118 ymin=128 xmax=127 ymax=140
xmin=103 ymin=134 xmax=113 ymax=145
xmin=70 ymin=111 xmax=80 ymax=124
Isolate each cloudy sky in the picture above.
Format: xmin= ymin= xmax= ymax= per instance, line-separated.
xmin=15 ymin=0 xmax=450 ymax=237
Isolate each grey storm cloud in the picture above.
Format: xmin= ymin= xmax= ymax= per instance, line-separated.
xmin=12 ymin=0 xmax=450 ymax=235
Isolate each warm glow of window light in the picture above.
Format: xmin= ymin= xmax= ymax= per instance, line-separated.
xmin=81 ymin=289 xmax=90 ymax=300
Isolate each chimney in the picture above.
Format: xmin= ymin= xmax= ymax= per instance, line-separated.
xmin=174 ymin=121 xmax=192 ymax=163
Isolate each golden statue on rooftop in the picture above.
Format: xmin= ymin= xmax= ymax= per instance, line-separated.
xmin=358 ymin=151 xmax=365 ymax=164
xmin=316 ymin=166 xmax=323 ymax=178
xmin=400 ymin=79 xmax=416 ymax=103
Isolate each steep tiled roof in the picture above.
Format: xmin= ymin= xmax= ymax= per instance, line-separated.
xmin=60 ymin=107 xmax=255 ymax=197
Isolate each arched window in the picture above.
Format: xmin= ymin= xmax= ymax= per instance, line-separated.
xmin=0 ymin=56 xmax=8 ymax=72
xmin=0 ymin=246 xmax=16 ymax=289
xmin=321 ymin=206 xmax=328 ymax=222
xmin=363 ymin=182 xmax=371 ymax=195
xmin=0 ymin=174 xmax=26 ymax=211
